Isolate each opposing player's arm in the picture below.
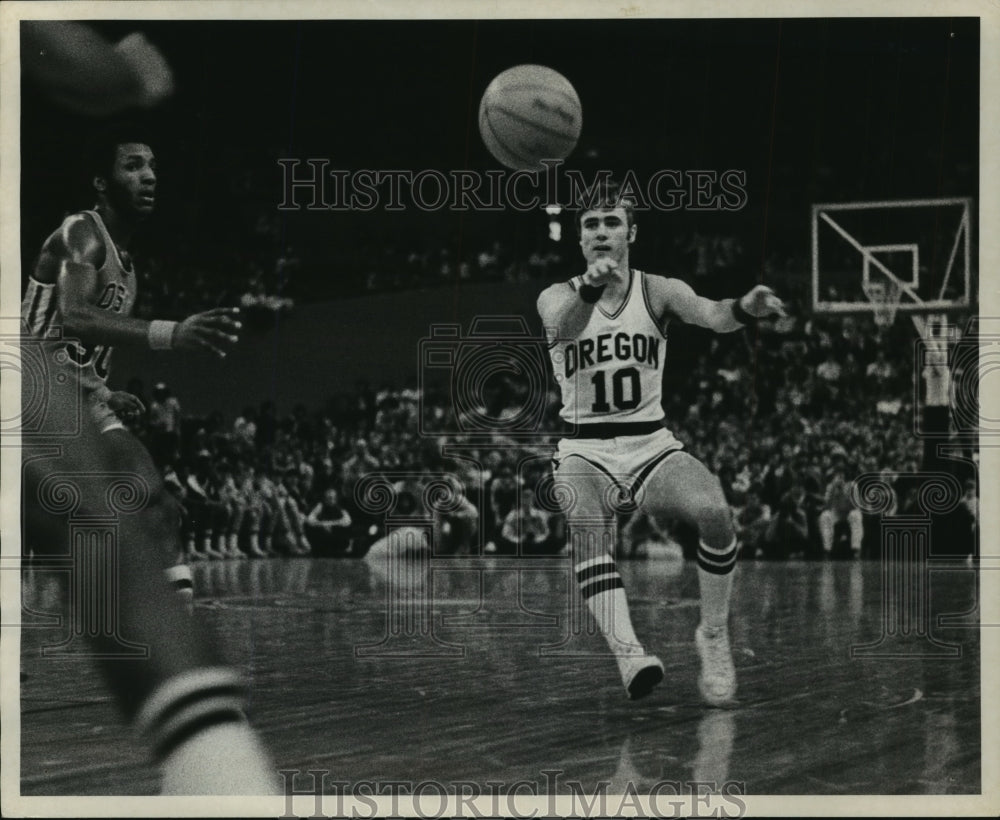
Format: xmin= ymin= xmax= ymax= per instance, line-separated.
xmin=48 ymin=215 xmax=241 ymax=356
xmin=50 ymin=214 xmax=156 ymax=347
xmin=648 ymin=277 xmax=786 ymax=333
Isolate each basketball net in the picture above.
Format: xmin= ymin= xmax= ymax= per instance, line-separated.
xmin=862 ymin=278 xmax=902 ymax=329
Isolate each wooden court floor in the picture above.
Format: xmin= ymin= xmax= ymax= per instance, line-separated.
xmin=19 ymin=555 xmax=980 ymax=796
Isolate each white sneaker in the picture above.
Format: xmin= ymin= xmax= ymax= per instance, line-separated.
xmin=694 ymin=624 xmax=737 ymax=707
xmin=618 ymin=653 xmax=664 ymax=700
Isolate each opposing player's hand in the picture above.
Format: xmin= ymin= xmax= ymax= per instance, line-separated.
xmin=740 ymin=285 xmax=787 ymax=319
xmin=174 ymin=308 xmax=242 ymax=358
xmin=108 ymin=391 xmax=146 ymax=418
xmin=582 ymin=258 xmax=625 ymax=287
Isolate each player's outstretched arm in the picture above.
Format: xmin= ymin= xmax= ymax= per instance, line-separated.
xmin=46 ymin=216 xmax=241 ymax=356
xmin=649 ymin=277 xmax=786 ymax=332
xmin=536 ymin=258 xmax=625 ymax=342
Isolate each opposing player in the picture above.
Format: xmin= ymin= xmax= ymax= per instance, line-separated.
xmin=22 ymin=124 xmax=241 ymax=593
xmin=19 ymin=124 xmax=278 ymax=793
xmin=537 ymin=181 xmax=785 ymax=706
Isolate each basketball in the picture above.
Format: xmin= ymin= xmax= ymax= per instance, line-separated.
xmin=478 ymin=64 xmax=582 ymax=172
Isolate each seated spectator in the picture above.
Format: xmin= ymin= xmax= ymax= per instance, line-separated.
xmin=735 ymin=487 xmax=772 ymax=559
xmin=305 ymin=487 xmax=353 ymax=557
xmin=819 ymin=467 xmax=863 ymax=558
xmin=340 ymin=437 xmax=382 ymax=536
xmin=187 ymin=452 xmax=233 ymax=559
xmin=217 ymin=462 xmax=249 ymax=558
xmin=865 ymin=348 xmax=897 ymax=384
xmin=274 ymin=474 xmax=312 ymax=556
xmin=497 ymin=488 xmax=550 ymax=555
xmin=341 ymin=438 xmax=381 ymax=491
xmin=433 ymin=474 xmax=480 ymax=556
xmin=765 ymin=485 xmax=812 ymax=560
xmin=148 ymin=382 xmax=182 ymax=466
xmin=486 ymin=463 xmax=519 ymax=551
xmin=233 ymin=406 xmax=259 ymax=456
xmin=242 ymin=467 xmax=274 ymax=557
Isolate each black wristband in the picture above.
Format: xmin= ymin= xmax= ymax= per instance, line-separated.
xmin=579 ymin=284 xmax=606 ymax=304
xmin=731 ymin=298 xmax=756 ymax=325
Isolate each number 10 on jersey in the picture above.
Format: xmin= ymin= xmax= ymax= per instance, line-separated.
xmin=591 ymin=366 xmax=641 ymax=413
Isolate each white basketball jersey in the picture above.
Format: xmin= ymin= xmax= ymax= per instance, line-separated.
xmin=21 ymin=210 xmax=136 ymax=395
xmin=549 ymin=269 xmax=668 ymax=425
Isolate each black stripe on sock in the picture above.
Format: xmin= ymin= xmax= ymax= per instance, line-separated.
xmin=581 ymin=576 xmax=624 ymax=599
xmin=170 ymin=579 xmax=194 ymax=591
xmin=697 ymin=554 xmax=737 ymax=575
xmin=697 ymin=544 xmax=738 ymax=564
xmin=145 ymin=683 xmax=245 ymax=741
xmin=153 ymin=709 xmax=246 ymax=762
xmin=575 ymin=562 xmax=616 ymax=583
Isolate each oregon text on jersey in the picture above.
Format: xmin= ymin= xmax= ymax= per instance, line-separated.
xmin=560 ymin=331 xmax=661 ymax=378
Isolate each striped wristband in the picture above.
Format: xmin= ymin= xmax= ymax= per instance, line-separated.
xmin=148 ymin=320 xmax=178 ymax=350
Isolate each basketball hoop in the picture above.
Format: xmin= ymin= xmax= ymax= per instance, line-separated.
xmin=862 ymin=278 xmax=902 ymax=328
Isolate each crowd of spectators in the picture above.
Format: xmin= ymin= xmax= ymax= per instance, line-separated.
xmin=121 ymin=288 xmax=978 ymax=563
xmin=116 ymin=176 xmax=977 ymax=561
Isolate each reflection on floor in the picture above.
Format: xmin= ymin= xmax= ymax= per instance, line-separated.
xmin=20 ymin=557 xmax=980 ymax=795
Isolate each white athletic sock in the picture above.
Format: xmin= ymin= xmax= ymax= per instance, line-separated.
xmin=160 ymin=720 xmax=280 ymax=795
xmin=164 ymin=564 xmax=194 ymax=612
xmin=575 ymin=555 xmax=643 ymax=656
xmin=135 ymin=667 xmax=279 ymax=795
xmin=696 ymin=537 xmax=738 ymax=629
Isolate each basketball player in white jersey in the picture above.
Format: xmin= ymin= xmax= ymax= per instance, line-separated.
xmin=19 ymin=124 xmax=278 ymax=792
xmin=22 ymin=127 xmax=240 ymax=572
xmin=537 ymin=181 xmax=785 ymax=706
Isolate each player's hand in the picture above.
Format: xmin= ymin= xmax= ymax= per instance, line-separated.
xmin=174 ymin=308 xmax=242 ymax=358
xmin=582 ymin=258 xmax=624 ymax=287
xmin=108 ymin=391 xmax=145 ymax=418
xmin=739 ymin=285 xmax=787 ymax=319
xmin=113 ymin=32 xmax=175 ymax=107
